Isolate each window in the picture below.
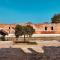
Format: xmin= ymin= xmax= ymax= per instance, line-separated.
xmin=9 ymin=27 xmax=10 ymax=29
xmin=45 ymin=26 xmax=47 ymax=30
xmin=51 ymin=26 xmax=53 ymax=30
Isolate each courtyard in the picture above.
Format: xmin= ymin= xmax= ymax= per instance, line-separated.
xmin=0 ymin=40 xmax=59 ymax=60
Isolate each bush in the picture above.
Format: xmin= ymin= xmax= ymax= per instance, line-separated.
xmin=0 ymin=37 xmax=6 ymax=41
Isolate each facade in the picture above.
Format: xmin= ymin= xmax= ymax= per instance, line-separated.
xmin=0 ymin=24 xmax=16 ymax=34
xmin=30 ymin=23 xmax=60 ymax=34
xmin=0 ymin=23 xmax=60 ymax=36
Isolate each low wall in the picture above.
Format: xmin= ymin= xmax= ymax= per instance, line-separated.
xmin=32 ymin=34 xmax=60 ymax=37
xmin=5 ymin=34 xmax=60 ymax=38
xmin=5 ymin=34 xmax=60 ymax=41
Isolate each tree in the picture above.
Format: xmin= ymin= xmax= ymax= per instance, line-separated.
xmin=15 ymin=25 xmax=23 ymax=40
xmin=0 ymin=30 xmax=8 ymax=41
xmin=26 ymin=25 xmax=35 ymax=37
xmin=15 ymin=24 xmax=35 ymax=42
xmin=51 ymin=14 xmax=60 ymax=23
xmin=22 ymin=26 xmax=27 ymax=42
xmin=22 ymin=25 xmax=35 ymax=42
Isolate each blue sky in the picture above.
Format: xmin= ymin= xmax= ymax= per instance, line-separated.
xmin=0 ymin=0 xmax=60 ymax=24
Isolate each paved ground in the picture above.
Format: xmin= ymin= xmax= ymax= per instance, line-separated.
xmin=0 ymin=40 xmax=60 ymax=60
xmin=11 ymin=40 xmax=60 ymax=54
xmin=0 ymin=40 xmax=60 ymax=53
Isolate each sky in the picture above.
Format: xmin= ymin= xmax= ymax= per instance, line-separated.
xmin=0 ymin=0 xmax=60 ymax=24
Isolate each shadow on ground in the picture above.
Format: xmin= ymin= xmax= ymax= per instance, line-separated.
xmin=0 ymin=46 xmax=60 ymax=60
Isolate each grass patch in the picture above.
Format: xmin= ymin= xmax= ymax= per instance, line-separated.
xmin=26 ymin=42 xmax=37 ymax=45
xmin=0 ymin=37 xmax=6 ymax=41
xmin=14 ymin=41 xmax=37 ymax=45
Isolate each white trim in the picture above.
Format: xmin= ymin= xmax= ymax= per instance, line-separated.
xmin=32 ymin=34 xmax=60 ymax=37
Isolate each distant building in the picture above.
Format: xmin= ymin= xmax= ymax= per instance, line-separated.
xmin=30 ymin=23 xmax=60 ymax=34
xmin=0 ymin=23 xmax=60 ymax=37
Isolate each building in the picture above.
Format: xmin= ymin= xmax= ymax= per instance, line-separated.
xmin=0 ymin=23 xmax=60 ymax=37
xmin=30 ymin=23 xmax=60 ymax=34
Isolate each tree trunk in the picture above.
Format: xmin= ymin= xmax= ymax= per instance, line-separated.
xmin=16 ymin=38 xmax=18 ymax=41
xmin=14 ymin=37 xmax=18 ymax=43
xmin=24 ymin=34 xmax=25 ymax=43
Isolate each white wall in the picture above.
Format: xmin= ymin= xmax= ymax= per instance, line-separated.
xmin=32 ymin=34 xmax=60 ymax=37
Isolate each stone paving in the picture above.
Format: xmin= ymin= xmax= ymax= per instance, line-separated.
xmin=0 ymin=41 xmax=60 ymax=60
